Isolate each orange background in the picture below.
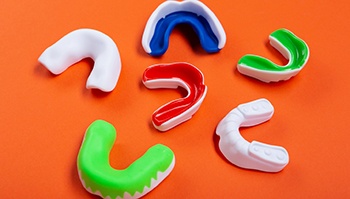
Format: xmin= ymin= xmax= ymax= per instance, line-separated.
xmin=1 ymin=0 xmax=350 ymax=198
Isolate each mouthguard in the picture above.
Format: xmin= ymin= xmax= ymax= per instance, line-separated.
xmin=77 ymin=120 xmax=175 ymax=199
xmin=237 ymin=29 xmax=309 ymax=82
xmin=216 ymin=99 xmax=289 ymax=172
xmin=142 ymin=0 xmax=226 ymax=56
xmin=38 ymin=28 xmax=121 ymax=92
xmin=142 ymin=62 xmax=207 ymax=131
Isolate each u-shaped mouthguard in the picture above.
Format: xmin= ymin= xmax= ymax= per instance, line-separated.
xmin=38 ymin=29 xmax=121 ymax=92
xmin=143 ymin=62 xmax=207 ymax=131
xmin=237 ymin=28 xmax=310 ymax=82
xmin=142 ymin=0 xmax=226 ymax=56
xmin=77 ymin=120 xmax=175 ymax=199
xmin=216 ymin=99 xmax=289 ymax=172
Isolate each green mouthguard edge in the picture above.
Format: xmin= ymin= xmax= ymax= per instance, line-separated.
xmin=238 ymin=28 xmax=309 ymax=71
xmin=77 ymin=120 xmax=175 ymax=198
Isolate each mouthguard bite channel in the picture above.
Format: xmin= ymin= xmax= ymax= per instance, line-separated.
xmin=216 ymin=99 xmax=289 ymax=172
xmin=142 ymin=62 xmax=207 ymax=132
xmin=38 ymin=28 xmax=121 ymax=92
xmin=77 ymin=120 xmax=175 ymax=199
xmin=237 ymin=29 xmax=310 ymax=82
xmin=142 ymin=0 xmax=226 ymax=56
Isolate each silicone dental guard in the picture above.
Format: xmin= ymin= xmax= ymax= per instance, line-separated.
xmin=143 ymin=62 xmax=207 ymax=131
xmin=216 ymin=99 xmax=289 ymax=172
xmin=77 ymin=120 xmax=175 ymax=199
xmin=237 ymin=28 xmax=309 ymax=82
xmin=142 ymin=0 xmax=226 ymax=56
xmin=38 ymin=29 xmax=121 ymax=92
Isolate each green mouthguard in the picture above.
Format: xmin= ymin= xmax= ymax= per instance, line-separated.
xmin=237 ymin=28 xmax=309 ymax=82
xmin=77 ymin=120 xmax=175 ymax=199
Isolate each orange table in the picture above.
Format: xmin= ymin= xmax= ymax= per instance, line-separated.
xmin=1 ymin=0 xmax=350 ymax=198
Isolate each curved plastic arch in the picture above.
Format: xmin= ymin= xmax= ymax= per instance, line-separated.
xmin=237 ymin=29 xmax=310 ymax=82
xmin=142 ymin=0 xmax=226 ymax=56
xmin=38 ymin=28 xmax=121 ymax=92
xmin=142 ymin=62 xmax=207 ymax=131
xmin=216 ymin=99 xmax=289 ymax=172
xmin=77 ymin=120 xmax=175 ymax=199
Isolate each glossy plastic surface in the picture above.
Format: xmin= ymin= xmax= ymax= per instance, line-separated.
xmin=143 ymin=62 xmax=207 ymax=131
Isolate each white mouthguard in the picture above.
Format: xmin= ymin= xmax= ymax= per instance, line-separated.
xmin=216 ymin=99 xmax=289 ymax=172
xmin=38 ymin=28 xmax=121 ymax=92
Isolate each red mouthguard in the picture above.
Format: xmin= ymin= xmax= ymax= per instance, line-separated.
xmin=142 ymin=62 xmax=207 ymax=131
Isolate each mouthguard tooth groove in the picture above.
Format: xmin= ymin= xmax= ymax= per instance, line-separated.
xmin=142 ymin=0 xmax=226 ymax=56
xmin=142 ymin=62 xmax=207 ymax=131
xmin=237 ymin=28 xmax=309 ymax=82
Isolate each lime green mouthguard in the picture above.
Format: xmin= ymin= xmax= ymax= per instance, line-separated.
xmin=238 ymin=28 xmax=309 ymax=82
xmin=77 ymin=120 xmax=175 ymax=198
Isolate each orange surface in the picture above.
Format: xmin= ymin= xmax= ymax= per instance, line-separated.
xmin=1 ymin=0 xmax=350 ymax=198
